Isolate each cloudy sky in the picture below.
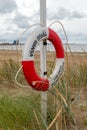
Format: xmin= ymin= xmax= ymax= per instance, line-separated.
xmin=0 ymin=0 xmax=87 ymax=44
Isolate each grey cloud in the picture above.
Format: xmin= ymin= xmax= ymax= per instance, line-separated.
xmin=13 ymin=11 xmax=30 ymax=29
xmin=48 ymin=7 xmax=87 ymax=20
xmin=0 ymin=27 xmax=87 ymax=44
xmin=0 ymin=0 xmax=17 ymax=14
xmin=0 ymin=30 xmax=19 ymax=43
xmin=56 ymin=7 xmax=68 ymax=20
xmin=69 ymin=32 xmax=87 ymax=41
xmin=13 ymin=9 xmax=40 ymax=29
xmin=53 ymin=29 xmax=87 ymax=44
xmin=64 ymin=32 xmax=87 ymax=44
xmin=31 ymin=9 xmax=40 ymax=23
xmin=71 ymin=11 xmax=87 ymax=18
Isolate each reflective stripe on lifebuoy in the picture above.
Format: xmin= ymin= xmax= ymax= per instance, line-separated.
xmin=22 ymin=27 xmax=64 ymax=91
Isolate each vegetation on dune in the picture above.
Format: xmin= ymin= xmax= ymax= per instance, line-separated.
xmin=0 ymin=59 xmax=26 ymax=87
xmin=0 ymin=94 xmax=42 ymax=130
xmin=0 ymin=52 xmax=87 ymax=130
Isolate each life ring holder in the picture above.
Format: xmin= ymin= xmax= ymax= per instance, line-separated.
xmin=22 ymin=27 xmax=64 ymax=91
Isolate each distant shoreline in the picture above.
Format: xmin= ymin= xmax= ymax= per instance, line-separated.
xmin=0 ymin=44 xmax=87 ymax=52
xmin=0 ymin=43 xmax=87 ymax=45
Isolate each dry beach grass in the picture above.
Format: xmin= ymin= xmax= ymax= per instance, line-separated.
xmin=0 ymin=49 xmax=87 ymax=130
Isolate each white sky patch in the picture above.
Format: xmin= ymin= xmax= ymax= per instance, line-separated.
xmin=47 ymin=0 xmax=87 ymax=11
xmin=62 ymin=18 xmax=86 ymax=33
xmin=16 ymin=0 xmax=39 ymax=17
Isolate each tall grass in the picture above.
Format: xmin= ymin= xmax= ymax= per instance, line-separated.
xmin=0 ymin=52 xmax=87 ymax=130
xmin=66 ymin=63 xmax=87 ymax=88
xmin=0 ymin=94 xmax=43 ymax=130
xmin=0 ymin=59 xmax=26 ymax=87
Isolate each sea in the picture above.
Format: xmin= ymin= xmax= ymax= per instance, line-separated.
xmin=0 ymin=43 xmax=87 ymax=52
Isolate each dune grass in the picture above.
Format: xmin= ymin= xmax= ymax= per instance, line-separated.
xmin=0 ymin=52 xmax=87 ymax=130
xmin=0 ymin=59 xmax=26 ymax=88
xmin=0 ymin=94 xmax=43 ymax=130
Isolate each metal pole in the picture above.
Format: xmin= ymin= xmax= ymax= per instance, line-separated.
xmin=40 ymin=0 xmax=47 ymax=121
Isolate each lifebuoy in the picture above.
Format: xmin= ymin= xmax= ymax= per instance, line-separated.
xmin=22 ymin=27 xmax=64 ymax=91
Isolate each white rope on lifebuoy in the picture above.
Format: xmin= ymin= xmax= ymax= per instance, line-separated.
xmin=22 ymin=27 xmax=64 ymax=91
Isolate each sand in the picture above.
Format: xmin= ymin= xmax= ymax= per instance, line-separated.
xmin=0 ymin=50 xmax=87 ymax=63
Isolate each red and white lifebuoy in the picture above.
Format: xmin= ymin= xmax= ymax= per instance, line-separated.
xmin=22 ymin=27 xmax=64 ymax=91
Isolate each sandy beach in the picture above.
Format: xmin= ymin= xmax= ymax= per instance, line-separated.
xmin=0 ymin=50 xmax=87 ymax=64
